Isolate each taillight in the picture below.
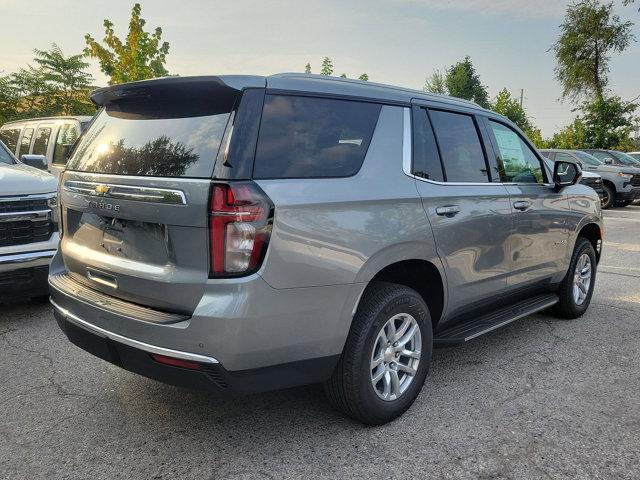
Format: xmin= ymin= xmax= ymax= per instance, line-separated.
xmin=209 ymin=181 xmax=273 ymax=277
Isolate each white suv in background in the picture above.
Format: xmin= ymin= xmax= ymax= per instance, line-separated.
xmin=0 ymin=116 xmax=92 ymax=177
xmin=0 ymin=140 xmax=58 ymax=302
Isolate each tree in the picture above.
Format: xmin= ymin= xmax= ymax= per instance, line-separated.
xmin=7 ymin=66 xmax=54 ymax=118
xmin=424 ymin=69 xmax=446 ymax=94
xmin=34 ymin=44 xmax=94 ymax=115
xmin=304 ymin=63 xmax=312 ymax=74
xmin=581 ymin=95 xmax=638 ymax=148
xmin=445 ymin=56 xmax=490 ymax=108
xmin=491 ymin=88 xmax=544 ymax=146
xmin=0 ymin=75 xmax=19 ymax=124
xmin=320 ymin=57 xmax=334 ymax=76
xmin=492 ymin=89 xmax=530 ymax=131
xmin=552 ymin=1 xmax=634 ymax=102
xmin=340 ymin=73 xmax=347 ymax=78
xmin=84 ymin=3 xmax=170 ymax=85
xmin=545 ymin=119 xmax=588 ymax=149
xmin=358 ymin=73 xmax=369 ymax=82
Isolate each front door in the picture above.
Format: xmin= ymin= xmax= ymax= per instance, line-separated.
xmin=484 ymin=119 xmax=570 ymax=289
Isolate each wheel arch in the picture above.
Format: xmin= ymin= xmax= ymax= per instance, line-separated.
xmin=576 ymin=222 xmax=602 ymax=263
xmin=358 ymin=259 xmax=446 ymax=329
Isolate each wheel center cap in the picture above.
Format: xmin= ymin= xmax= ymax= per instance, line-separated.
xmin=384 ymin=348 xmax=395 ymax=363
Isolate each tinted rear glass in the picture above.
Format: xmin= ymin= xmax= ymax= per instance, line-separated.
xmin=253 ymin=95 xmax=381 ymax=178
xmin=67 ymin=107 xmax=231 ymax=177
xmin=430 ymin=110 xmax=488 ymax=183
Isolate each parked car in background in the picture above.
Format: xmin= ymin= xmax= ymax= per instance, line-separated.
xmin=0 ymin=140 xmax=58 ymax=302
xmin=628 ymin=152 xmax=640 ymax=161
xmin=541 ymin=149 xmax=640 ymax=208
xmin=582 ymin=149 xmax=640 ymax=169
xmin=0 ymin=116 xmax=92 ymax=177
xmin=49 ymin=74 xmax=602 ymax=425
xmin=539 ymin=154 xmax=603 ymax=201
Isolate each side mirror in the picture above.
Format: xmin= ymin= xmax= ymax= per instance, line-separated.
xmin=553 ymin=160 xmax=582 ymax=191
xmin=603 ymin=157 xmax=614 ymax=165
xmin=21 ymin=154 xmax=48 ymax=170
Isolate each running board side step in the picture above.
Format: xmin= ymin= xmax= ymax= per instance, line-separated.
xmin=434 ymin=293 xmax=559 ymax=346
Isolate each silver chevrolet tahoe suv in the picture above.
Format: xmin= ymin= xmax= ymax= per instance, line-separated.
xmin=50 ymin=74 xmax=603 ymax=425
xmin=1 ymin=140 xmax=58 ymax=301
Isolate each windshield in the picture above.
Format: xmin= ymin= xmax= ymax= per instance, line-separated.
xmin=0 ymin=141 xmax=15 ymax=165
xmin=611 ymin=151 xmax=640 ymax=166
xmin=575 ymin=151 xmax=602 ymax=166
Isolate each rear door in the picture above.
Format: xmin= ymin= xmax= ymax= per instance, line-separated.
xmin=58 ymin=80 xmax=257 ymax=314
xmin=411 ymin=104 xmax=513 ymax=320
xmin=483 ymin=118 xmax=570 ymax=289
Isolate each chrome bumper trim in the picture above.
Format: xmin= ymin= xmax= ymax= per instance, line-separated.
xmin=51 ymin=299 xmax=219 ymax=364
xmin=0 ymin=250 xmax=55 ymax=273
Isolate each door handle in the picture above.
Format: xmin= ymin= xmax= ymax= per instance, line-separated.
xmin=435 ymin=205 xmax=460 ymax=217
xmin=513 ymin=200 xmax=532 ymax=211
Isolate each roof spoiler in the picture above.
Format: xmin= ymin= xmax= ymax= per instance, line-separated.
xmin=90 ymin=75 xmax=266 ymax=118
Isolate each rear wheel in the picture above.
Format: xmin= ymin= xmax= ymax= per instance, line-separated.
xmin=553 ymin=238 xmax=597 ymax=319
xmin=324 ymin=282 xmax=433 ymax=425
xmin=601 ymin=184 xmax=614 ymax=209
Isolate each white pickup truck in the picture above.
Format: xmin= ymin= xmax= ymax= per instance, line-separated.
xmin=0 ymin=140 xmax=58 ymax=301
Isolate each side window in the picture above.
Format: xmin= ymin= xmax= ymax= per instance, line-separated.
xmin=0 ymin=128 xmax=21 ymax=153
xmin=18 ymin=128 xmax=34 ymax=158
xmin=429 ymin=110 xmax=489 ymax=183
xmin=53 ymin=123 xmax=80 ymax=165
xmin=253 ymin=95 xmax=381 ymax=179
xmin=32 ymin=127 xmax=52 ymax=156
xmin=411 ymin=107 xmax=443 ymax=181
xmin=488 ymin=121 xmax=543 ymax=184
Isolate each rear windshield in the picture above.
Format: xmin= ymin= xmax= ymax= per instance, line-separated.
xmin=67 ymin=107 xmax=231 ymax=178
xmin=253 ymin=95 xmax=381 ymax=178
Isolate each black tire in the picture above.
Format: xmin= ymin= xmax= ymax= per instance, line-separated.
xmin=324 ymin=282 xmax=433 ymax=425
xmin=553 ymin=238 xmax=597 ymax=319
xmin=601 ymin=184 xmax=615 ymax=209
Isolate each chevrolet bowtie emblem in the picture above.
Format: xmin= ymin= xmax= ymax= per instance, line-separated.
xmin=94 ymin=184 xmax=110 ymax=195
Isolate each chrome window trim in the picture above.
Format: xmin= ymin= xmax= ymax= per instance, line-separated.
xmin=50 ymin=299 xmax=219 ymax=365
xmin=63 ymin=180 xmax=187 ymax=205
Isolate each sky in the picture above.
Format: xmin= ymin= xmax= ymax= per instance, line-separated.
xmin=1 ymin=0 xmax=639 ymax=136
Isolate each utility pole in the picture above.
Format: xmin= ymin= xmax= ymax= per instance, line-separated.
xmin=520 ymin=89 xmax=524 ymax=108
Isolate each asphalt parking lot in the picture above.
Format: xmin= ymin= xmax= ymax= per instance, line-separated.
xmin=1 ymin=207 xmax=639 ymax=480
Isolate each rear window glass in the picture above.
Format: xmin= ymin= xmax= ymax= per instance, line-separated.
xmin=253 ymin=95 xmax=381 ymax=178
xmin=67 ymin=108 xmax=231 ymax=177
xmin=430 ymin=110 xmax=488 ymax=183
xmin=0 ymin=128 xmax=21 ymax=152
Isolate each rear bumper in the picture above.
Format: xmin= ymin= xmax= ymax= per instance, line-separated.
xmin=52 ymin=300 xmax=338 ymax=395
